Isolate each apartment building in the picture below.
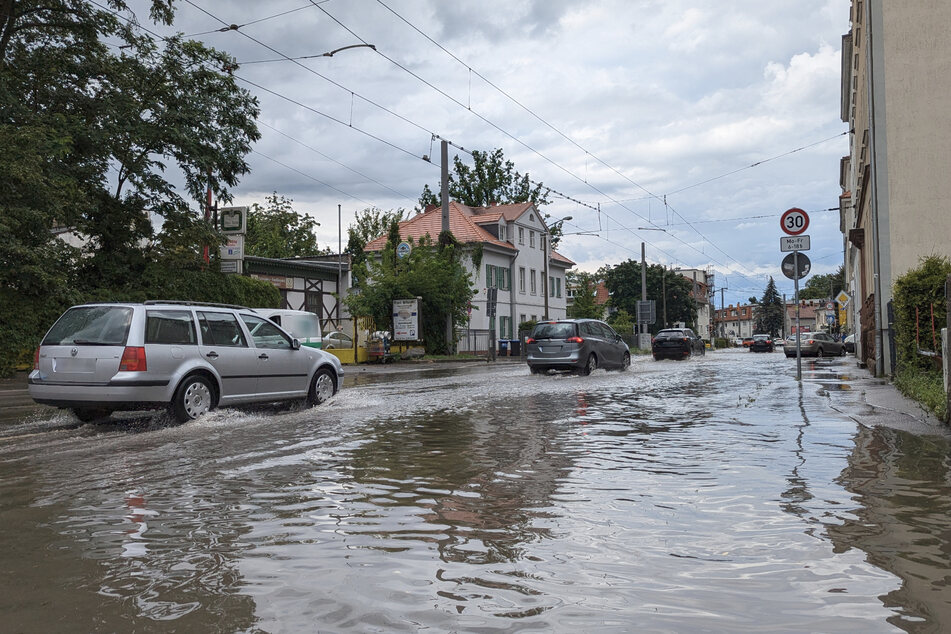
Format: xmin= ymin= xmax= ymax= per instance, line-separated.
xmin=840 ymin=0 xmax=951 ymax=374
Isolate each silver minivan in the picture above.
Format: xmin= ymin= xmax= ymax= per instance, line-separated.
xmin=28 ymin=301 xmax=344 ymax=423
xmin=526 ymin=319 xmax=631 ymax=375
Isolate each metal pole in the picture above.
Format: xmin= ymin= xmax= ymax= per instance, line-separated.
xmin=640 ymin=242 xmax=648 ymax=342
xmin=794 ymin=250 xmax=802 ymax=381
xmin=337 ymin=204 xmax=342 ymax=327
xmin=440 ymin=140 xmax=454 ymax=353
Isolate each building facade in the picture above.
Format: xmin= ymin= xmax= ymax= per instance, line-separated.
xmin=364 ymin=202 xmax=574 ymax=340
xmin=840 ymin=0 xmax=951 ymax=374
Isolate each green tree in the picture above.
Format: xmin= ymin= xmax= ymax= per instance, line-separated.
xmin=608 ymin=309 xmax=635 ymax=335
xmin=419 ymin=148 xmax=551 ymax=210
xmin=245 ymin=193 xmax=323 ymax=259
xmin=0 ymin=1 xmax=260 ymax=290
xmin=566 ymin=271 xmax=601 ymax=319
xmin=799 ymin=265 xmax=845 ymax=300
xmin=344 ymin=227 xmax=475 ymax=355
xmin=599 ymin=261 xmax=697 ymax=334
xmin=345 ymin=206 xmax=407 ymax=270
xmin=754 ymin=277 xmax=784 ymax=336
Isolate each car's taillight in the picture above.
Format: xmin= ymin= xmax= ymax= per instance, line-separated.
xmin=119 ymin=346 xmax=147 ymax=372
xmin=33 ymin=347 xmax=40 ymax=370
xmin=566 ymin=336 xmax=584 ymax=343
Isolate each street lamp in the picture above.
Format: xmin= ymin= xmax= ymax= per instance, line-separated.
xmin=544 ymin=216 xmax=572 ymax=320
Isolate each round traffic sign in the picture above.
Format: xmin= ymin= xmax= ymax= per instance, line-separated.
xmin=780 ymin=207 xmax=809 ymax=236
xmin=781 ymin=252 xmax=811 ymax=280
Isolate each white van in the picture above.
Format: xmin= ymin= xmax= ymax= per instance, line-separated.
xmin=256 ymin=309 xmax=322 ymax=349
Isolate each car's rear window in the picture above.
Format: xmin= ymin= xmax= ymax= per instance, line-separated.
xmin=657 ymin=330 xmax=685 ymax=338
xmin=43 ymin=306 xmax=133 ymax=346
xmin=532 ymin=322 xmax=576 ymax=340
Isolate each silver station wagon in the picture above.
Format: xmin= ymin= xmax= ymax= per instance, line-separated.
xmin=526 ymin=319 xmax=631 ymax=375
xmin=28 ymin=301 xmax=344 ymax=423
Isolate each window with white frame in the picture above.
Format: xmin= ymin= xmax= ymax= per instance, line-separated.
xmin=500 ymin=316 xmax=511 ymax=339
xmin=486 ymin=264 xmax=496 ymax=288
xmin=530 ymin=231 xmax=535 ymax=248
xmin=518 ymin=227 xmax=524 ymax=244
xmin=530 ymin=269 xmax=537 ymax=295
xmin=518 ymin=267 xmax=526 ymax=293
xmin=520 ymin=313 xmax=526 ymax=325
xmin=549 ymin=276 xmax=555 ymax=297
xmin=499 ymin=223 xmax=506 ymax=241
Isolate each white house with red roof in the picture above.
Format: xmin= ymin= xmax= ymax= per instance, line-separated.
xmin=363 ymin=201 xmax=574 ymax=339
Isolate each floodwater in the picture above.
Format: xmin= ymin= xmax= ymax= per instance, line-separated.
xmin=2 ymin=350 xmax=951 ymax=632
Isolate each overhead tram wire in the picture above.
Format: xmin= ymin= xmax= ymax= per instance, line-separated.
xmin=251 ymin=150 xmax=377 ymax=207
xmin=108 ymin=1 xmax=774 ymax=282
xmin=311 ymin=1 xmax=772 ymax=281
xmin=182 ymin=0 xmax=760 ymax=277
xmin=367 ymin=0 xmax=849 ymax=288
xmin=183 ymin=3 xmax=320 ymax=38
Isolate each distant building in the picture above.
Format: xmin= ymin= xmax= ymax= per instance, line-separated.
xmin=677 ymin=268 xmax=714 ymax=341
xmin=714 ymin=303 xmax=754 ymax=340
xmin=363 ymin=201 xmax=574 ymax=340
xmin=840 ymin=0 xmax=951 ymax=374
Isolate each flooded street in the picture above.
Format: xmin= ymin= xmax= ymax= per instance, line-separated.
xmin=3 ymin=350 xmax=951 ymax=632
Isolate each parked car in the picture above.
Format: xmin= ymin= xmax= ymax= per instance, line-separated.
xmin=741 ymin=337 xmax=754 ymax=348
xmin=28 ymin=301 xmax=344 ymax=423
xmin=749 ymin=334 xmax=774 ymax=352
xmin=323 ymin=331 xmax=354 ymax=350
xmin=652 ymin=328 xmax=706 ymax=360
xmin=844 ymin=333 xmax=855 ymax=353
xmin=256 ymin=308 xmax=322 ymax=348
xmin=774 ymin=338 xmax=786 ymax=347
xmin=526 ymin=319 xmax=630 ymax=375
xmin=783 ymin=332 xmax=846 ymax=358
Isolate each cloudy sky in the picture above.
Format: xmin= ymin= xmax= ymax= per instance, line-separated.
xmin=139 ymin=0 xmax=849 ymax=307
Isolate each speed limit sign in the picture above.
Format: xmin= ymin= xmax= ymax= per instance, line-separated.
xmin=780 ymin=207 xmax=809 ymax=236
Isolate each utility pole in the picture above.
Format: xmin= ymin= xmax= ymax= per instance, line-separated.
xmin=662 ymin=266 xmax=667 ymax=328
xmin=440 ymin=139 xmax=455 ymax=354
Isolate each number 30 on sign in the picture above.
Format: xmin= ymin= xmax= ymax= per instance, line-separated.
xmin=780 ymin=207 xmax=809 ymax=236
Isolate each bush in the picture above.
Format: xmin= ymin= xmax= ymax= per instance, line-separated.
xmin=894 ymin=366 xmax=948 ymax=421
xmin=892 ymin=255 xmax=951 ymax=372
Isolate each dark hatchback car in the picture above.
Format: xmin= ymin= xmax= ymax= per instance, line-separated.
xmin=749 ymin=334 xmax=774 ymax=352
xmin=526 ymin=319 xmax=631 ymax=375
xmin=652 ymin=328 xmax=706 ymax=360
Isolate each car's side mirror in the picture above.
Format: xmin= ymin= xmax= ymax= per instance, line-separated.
xmin=291 ymin=338 xmax=301 ymax=350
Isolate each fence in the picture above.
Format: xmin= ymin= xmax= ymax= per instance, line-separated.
xmin=456 ymin=328 xmax=491 ymax=355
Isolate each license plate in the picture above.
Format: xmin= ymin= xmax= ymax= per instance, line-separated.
xmin=53 ymin=357 xmax=96 ymax=372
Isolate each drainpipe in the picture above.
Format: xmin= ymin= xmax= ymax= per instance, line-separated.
xmin=867 ymin=0 xmax=885 ymax=376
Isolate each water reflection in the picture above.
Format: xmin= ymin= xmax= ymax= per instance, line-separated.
xmin=829 ymin=425 xmax=951 ymax=632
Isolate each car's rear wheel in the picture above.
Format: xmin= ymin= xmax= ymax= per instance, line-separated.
xmin=71 ymin=408 xmax=112 ymax=423
xmin=578 ymin=354 xmax=597 ymax=376
xmin=816 ymin=348 xmax=824 ymax=358
xmin=839 ymin=347 xmax=847 ymax=357
xmin=620 ymin=352 xmax=631 ymax=371
xmin=307 ymin=367 xmax=337 ymax=405
xmin=171 ymin=374 xmax=215 ymax=423
xmin=529 ymin=366 xmax=545 ymax=375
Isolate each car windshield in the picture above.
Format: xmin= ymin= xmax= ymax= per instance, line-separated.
xmin=532 ymin=323 xmax=576 ymax=340
xmin=43 ymin=306 xmax=132 ymax=346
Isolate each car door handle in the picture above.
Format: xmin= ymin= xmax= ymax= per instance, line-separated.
xmin=206 ymin=351 xmax=218 ymax=359
xmin=258 ymin=353 xmax=269 ymax=360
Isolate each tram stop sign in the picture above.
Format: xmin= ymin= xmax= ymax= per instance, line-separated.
xmin=781 ymin=252 xmax=811 ymax=280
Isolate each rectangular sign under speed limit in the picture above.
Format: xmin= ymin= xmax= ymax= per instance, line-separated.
xmin=780 ymin=235 xmax=810 ymax=252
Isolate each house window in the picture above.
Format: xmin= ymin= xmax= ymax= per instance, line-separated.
xmin=530 ymin=269 xmax=537 ymax=295
xmin=518 ymin=267 xmax=526 ymax=293
xmin=530 ymin=231 xmax=535 ymax=248
xmin=497 ymin=267 xmax=510 ymax=290
xmin=486 ymin=264 xmax=496 ymax=288
xmin=549 ymin=276 xmax=555 ymax=297
xmin=499 ymin=223 xmax=506 ymax=241
xmin=518 ymin=227 xmax=524 ymax=244
xmin=500 ymin=316 xmax=511 ymax=339
xmin=520 ymin=313 xmax=526 ymax=325
xmin=540 ymin=236 xmax=546 ymax=253
xmin=556 ymin=277 xmax=562 ymax=298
